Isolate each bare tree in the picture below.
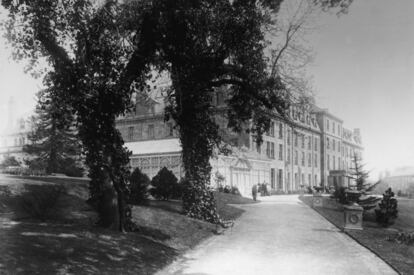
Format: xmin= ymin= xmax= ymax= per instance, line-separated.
xmin=268 ymin=0 xmax=321 ymax=108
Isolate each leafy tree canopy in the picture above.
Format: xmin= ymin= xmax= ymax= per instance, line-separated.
xmin=1 ymin=0 xmax=353 ymax=229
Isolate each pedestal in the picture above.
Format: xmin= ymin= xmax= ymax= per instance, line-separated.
xmin=344 ymin=203 xmax=363 ymax=230
xmin=313 ymin=193 xmax=323 ymax=208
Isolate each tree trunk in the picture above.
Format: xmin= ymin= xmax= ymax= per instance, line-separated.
xmin=173 ymin=77 xmax=221 ymax=224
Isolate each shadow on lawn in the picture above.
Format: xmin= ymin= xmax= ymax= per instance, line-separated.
xmin=0 ymin=183 xmax=178 ymax=274
xmin=0 ymin=221 xmax=177 ymax=274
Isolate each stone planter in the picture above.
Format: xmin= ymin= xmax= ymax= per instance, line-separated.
xmin=312 ymin=193 xmax=323 ymax=208
xmin=343 ymin=203 xmax=363 ymax=230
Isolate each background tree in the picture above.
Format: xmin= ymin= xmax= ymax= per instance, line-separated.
xmin=24 ymin=88 xmax=83 ymax=176
xmin=1 ymin=0 xmax=353 ymax=230
xmin=349 ymin=153 xmax=369 ymax=191
xmin=0 ymin=155 xmax=20 ymax=168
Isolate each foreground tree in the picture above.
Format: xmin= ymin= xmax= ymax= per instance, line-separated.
xmin=24 ymin=88 xmax=83 ymax=176
xmin=1 ymin=0 xmax=353 ymax=230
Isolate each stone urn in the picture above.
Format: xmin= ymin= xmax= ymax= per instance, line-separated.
xmin=312 ymin=193 xmax=323 ymax=208
xmin=345 ymin=190 xmax=362 ymax=204
xmin=343 ymin=203 xmax=363 ymax=230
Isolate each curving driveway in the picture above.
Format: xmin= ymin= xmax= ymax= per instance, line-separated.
xmin=158 ymin=195 xmax=397 ymax=275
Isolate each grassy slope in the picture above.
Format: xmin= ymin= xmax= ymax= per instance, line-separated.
xmin=0 ymin=175 xmax=256 ymax=274
xmin=300 ymin=195 xmax=414 ymax=275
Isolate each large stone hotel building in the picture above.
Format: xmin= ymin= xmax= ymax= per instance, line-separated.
xmin=0 ymin=91 xmax=363 ymax=196
xmin=115 ymin=91 xmax=363 ymax=196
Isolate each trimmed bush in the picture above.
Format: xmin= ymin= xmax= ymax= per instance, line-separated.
xmin=375 ymin=188 xmax=398 ymax=226
xmin=150 ymin=167 xmax=180 ymax=200
xmin=128 ymin=167 xmax=150 ymax=205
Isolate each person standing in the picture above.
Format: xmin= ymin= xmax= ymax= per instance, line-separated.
xmin=252 ymin=184 xmax=258 ymax=201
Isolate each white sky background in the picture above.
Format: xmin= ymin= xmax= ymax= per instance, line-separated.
xmin=307 ymin=0 xmax=414 ymax=178
xmin=0 ymin=1 xmax=413 ymax=179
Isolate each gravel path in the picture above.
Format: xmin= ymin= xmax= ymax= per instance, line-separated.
xmin=158 ymin=195 xmax=397 ymax=275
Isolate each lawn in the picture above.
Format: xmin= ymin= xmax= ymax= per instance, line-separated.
xmin=0 ymin=175 xmax=254 ymax=274
xmin=300 ymin=195 xmax=414 ymax=275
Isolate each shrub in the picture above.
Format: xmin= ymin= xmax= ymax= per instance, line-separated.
xmin=128 ymin=167 xmax=150 ymax=205
xmin=375 ymin=188 xmax=398 ymax=226
xmin=223 ymin=185 xmax=231 ymax=193
xmin=331 ymin=186 xmax=349 ymax=204
xmin=63 ymin=165 xmax=84 ymax=177
xmin=150 ymin=167 xmax=180 ymax=200
xmin=20 ymin=184 xmax=65 ymax=221
xmin=230 ymin=186 xmax=241 ymax=196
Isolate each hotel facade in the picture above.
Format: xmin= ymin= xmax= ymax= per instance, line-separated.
xmin=0 ymin=92 xmax=363 ymax=196
xmin=115 ymin=92 xmax=363 ymax=197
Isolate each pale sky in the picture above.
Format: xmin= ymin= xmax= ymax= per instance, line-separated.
xmin=308 ymin=0 xmax=414 ymax=178
xmin=0 ymin=1 xmax=413 ymax=179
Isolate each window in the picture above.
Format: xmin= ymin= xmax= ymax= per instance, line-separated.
xmin=295 ymin=150 xmax=298 ymax=165
xmin=287 ymin=149 xmax=291 ymax=163
xmin=267 ymin=122 xmax=275 ymax=137
xmin=308 ymin=137 xmax=311 ymax=150
xmin=333 ymin=122 xmax=335 ymax=134
xmin=271 ymin=168 xmax=275 ymax=189
xmin=166 ymin=122 xmax=174 ymax=137
xmin=338 ymin=157 xmax=341 ymax=169
xmin=308 ymin=153 xmax=311 ymax=167
xmin=301 ymin=152 xmax=305 ymax=166
xmin=327 ymin=137 xmax=330 ymax=149
xmin=294 ymin=133 xmax=298 ymax=147
xmin=314 ymin=138 xmax=318 ymax=151
xmin=326 ymin=119 xmax=330 ymax=131
xmin=287 ymin=172 xmax=291 ymax=187
xmin=338 ymin=125 xmax=341 ymax=136
xmin=327 ymin=154 xmax=330 ymax=170
xmin=278 ymin=169 xmax=283 ymax=189
xmin=287 ymin=130 xmax=291 ymax=145
xmin=266 ymin=142 xmax=274 ymax=159
xmin=148 ymin=124 xmax=154 ymax=139
xmin=333 ymin=139 xmax=336 ymax=151
xmin=314 ymin=154 xmax=318 ymax=168
xmin=128 ymin=126 xmax=134 ymax=141
xmin=308 ymin=174 xmax=311 ymax=186
xmin=256 ymin=143 xmax=261 ymax=154
xmin=338 ymin=142 xmax=341 ymax=153
xmin=278 ymin=123 xmax=283 ymax=139
xmin=266 ymin=142 xmax=270 ymax=157
xmin=136 ymin=123 xmax=143 ymax=139
xmin=302 ymin=174 xmax=305 ymax=185
xmin=301 ymin=135 xmax=305 ymax=148
xmin=279 ymin=144 xmax=283 ymax=160
xmin=333 ymin=157 xmax=336 ymax=170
